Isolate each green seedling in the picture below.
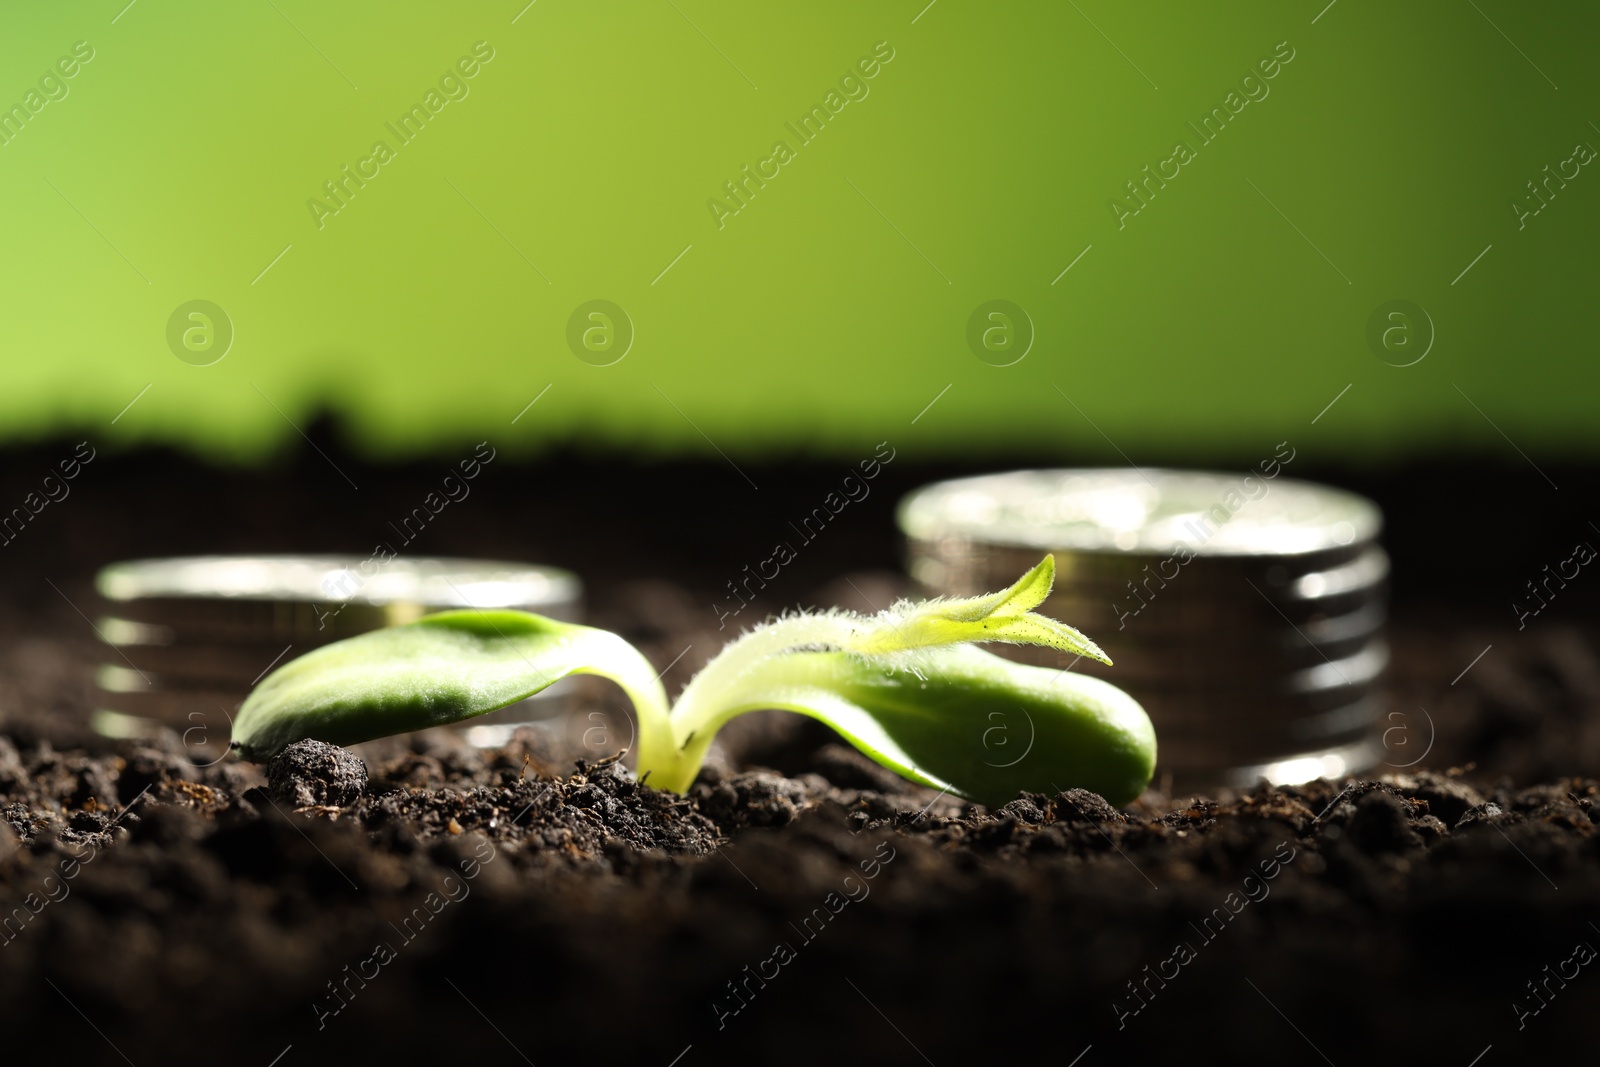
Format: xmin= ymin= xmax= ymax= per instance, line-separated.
xmin=231 ymin=556 xmax=1156 ymax=806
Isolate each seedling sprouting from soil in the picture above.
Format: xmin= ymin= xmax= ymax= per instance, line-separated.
xmin=231 ymin=556 xmax=1156 ymax=805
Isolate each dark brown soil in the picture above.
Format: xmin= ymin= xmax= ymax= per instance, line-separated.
xmin=1 ymin=444 xmax=1598 ymax=1065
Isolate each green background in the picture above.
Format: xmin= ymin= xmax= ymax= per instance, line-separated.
xmin=1 ymin=0 xmax=1594 ymax=463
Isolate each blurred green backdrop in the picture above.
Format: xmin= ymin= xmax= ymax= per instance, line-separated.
xmin=0 ymin=0 xmax=1594 ymax=463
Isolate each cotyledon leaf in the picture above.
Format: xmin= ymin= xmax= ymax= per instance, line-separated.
xmin=230 ymin=610 xmax=672 ymax=762
xmin=657 ymin=644 xmax=1156 ymax=807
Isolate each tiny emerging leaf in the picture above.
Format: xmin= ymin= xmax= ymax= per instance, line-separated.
xmin=847 ymin=555 xmax=1111 ymax=664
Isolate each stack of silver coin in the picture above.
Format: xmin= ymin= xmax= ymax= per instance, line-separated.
xmin=899 ymin=469 xmax=1388 ymax=791
xmin=92 ymin=556 xmax=582 ymax=753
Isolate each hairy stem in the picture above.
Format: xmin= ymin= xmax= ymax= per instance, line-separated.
xmin=641 ymin=614 xmax=864 ymax=791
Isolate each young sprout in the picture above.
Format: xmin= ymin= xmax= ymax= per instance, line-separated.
xmin=231 ymin=556 xmax=1157 ymax=806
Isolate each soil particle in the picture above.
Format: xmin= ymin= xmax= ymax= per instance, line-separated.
xmin=267 ymin=739 xmax=368 ymax=809
xmin=1054 ymin=786 xmax=1127 ymax=825
xmin=1387 ymin=770 xmax=1487 ymax=825
xmin=1454 ymin=800 xmax=1507 ymax=829
xmin=693 ymin=769 xmax=818 ymax=831
xmin=361 ymin=751 xmax=725 ymax=858
xmin=1345 ymin=790 xmax=1426 ymax=854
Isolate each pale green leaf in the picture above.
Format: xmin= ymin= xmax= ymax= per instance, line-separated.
xmin=669 ymin=644 xmax=1154 ymax=806
xmin=231 ymin=610 xmax=670 ymax=762
xmin=848 ymin=555 xmax=1110 ymax=664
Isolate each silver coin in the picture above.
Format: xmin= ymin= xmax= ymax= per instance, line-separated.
xmin=93 ymin=554 xmax=583 ymax=744
xmin=1036 ymin=611 xmax=1386 ymax=680
xmin=1035 ymin=586 xmax=1385 ymax=636
xmin=1157 ymin=714 xmax=1382 ymax=762
xmin=96 ymin=555 xmax=581 ymax=640
xmin=92 ymin=683 xmax=242 ymax=727
xmin=900 ymin=469 xmax=1380 ymax=558
xmin=1000 ymin=544 xmax=1390 ymax=602
xmin=1021 ymin=639 xmax=1386 ymax=708
xmin=1163 ymin=733 xmax=1385 ymax=785
xmin=900 ymin=469 xmax=1388 ymax=788
xmin=1145 ymin=696 xmax=1384 ymax=749
xmin=96 ymin=636 xmax=307 ymax=686
xmin=911 ymin=538 xmax=1373 ymax=595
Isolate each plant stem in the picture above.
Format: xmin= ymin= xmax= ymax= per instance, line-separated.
xmin=641 ymin=614 xmax=863 ymax=792
xmin=570 ymin=628 xmax=678 ymax=785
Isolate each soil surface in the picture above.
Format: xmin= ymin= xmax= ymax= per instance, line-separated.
xmin=1 ymin=444 xmax=1598 ymax=1065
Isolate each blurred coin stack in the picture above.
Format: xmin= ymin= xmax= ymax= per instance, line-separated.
xmin=899 ymin=470 xmax=1388 ymax=790
xmin=93 ymin=556 xmax=582 ymax=754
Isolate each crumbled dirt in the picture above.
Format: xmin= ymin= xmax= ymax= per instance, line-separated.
xmin=0 ymin=449 xmax=1598 ymax=1064
xmin=5 ymin=727 xmax=1600 ymax=1065
xmin=267 ymin=739 xmax=370 ymax=809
